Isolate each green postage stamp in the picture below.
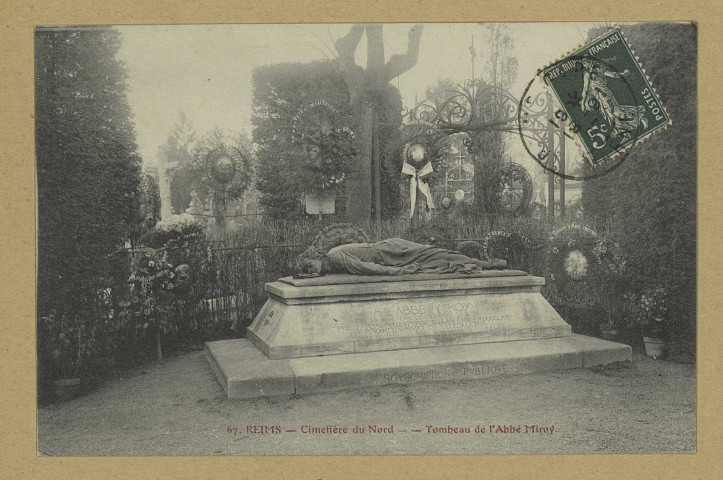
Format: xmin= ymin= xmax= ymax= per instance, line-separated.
xmin=542 ymin=28 xmax=671 ymax=166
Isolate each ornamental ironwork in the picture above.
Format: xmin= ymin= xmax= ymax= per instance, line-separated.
xmin=398 ymin=78 xmax=567 ymax=218
xmin=402 ymin=82 xmax=532 ymax=133
xmin=400 ymin=81 xmax=557 ymax=164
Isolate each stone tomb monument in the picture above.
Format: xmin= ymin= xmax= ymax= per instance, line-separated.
xmin=205 ymin=269 xmax=631 ymax=399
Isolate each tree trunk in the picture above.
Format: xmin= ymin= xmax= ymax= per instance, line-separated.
xmin=372 ymin=107 xmax=381 ymax=223
xmin=347 ymin=102 xmax=374 ymax=225
xmin=335 ymin=24 xmax=424 ymax=227
xmin=155 ymin=328 xmax=163 ymax=361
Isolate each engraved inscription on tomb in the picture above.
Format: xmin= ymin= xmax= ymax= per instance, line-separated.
xmin=336 ymin=300 xmax=514 ymax=337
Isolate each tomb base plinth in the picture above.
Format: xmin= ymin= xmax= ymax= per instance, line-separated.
xmin=206 ymin=335 xmax=631 ymax=399
xmin=205 ymin=272 xmax=631 ymax=399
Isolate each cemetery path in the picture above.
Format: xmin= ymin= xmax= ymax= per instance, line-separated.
xmin=37 ymin=349 xmax=695 ymax=456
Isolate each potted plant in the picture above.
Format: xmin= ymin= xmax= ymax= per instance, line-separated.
xmin=630 ymin=285 xmax=670 ymax=358
xmin=593 ymin=238 xmax=628 ymax=341
xmin=599 ymin=313 xmax=621 ymax=341
xmin=38 ymin=312 xmax=93 ymax=400
xmin=599 ymin=290 xmax=636 ymax=341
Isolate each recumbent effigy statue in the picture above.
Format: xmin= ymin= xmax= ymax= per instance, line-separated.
xmin=296 ymin=237 xmax=507 ymax=277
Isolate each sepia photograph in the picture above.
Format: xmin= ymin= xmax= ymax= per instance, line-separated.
xmin=35 ymin=21 xmax=696 ymax=456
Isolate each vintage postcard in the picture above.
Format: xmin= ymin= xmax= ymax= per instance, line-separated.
xmin=30 ymin=20 xmax=696 ymax=464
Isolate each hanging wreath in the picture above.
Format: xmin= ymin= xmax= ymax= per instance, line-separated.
xmin=400 ymin=129 xmax=445 ymax=181
xmin=310 ymin=223 xmax=370 ymax=254
xmin=544 ymin=224 xmax=602 ymax=307
xmin=483 ymin=231 xmax=531 ymax=271
xmin=300 ymin=128 xmax=358 ymax=194
xmin=484 ymin=162 xmax=534 ymax=216
xmin=187 ymin=138 xmax=254 ymax=209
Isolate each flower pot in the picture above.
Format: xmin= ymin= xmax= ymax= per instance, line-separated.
xmin=600 ymin=326 xmax=620 ymax=341
xmin=643 ymin=336 xmax=666 ymax=358
xmin=52 ymin=378 xmax=81 ymax=401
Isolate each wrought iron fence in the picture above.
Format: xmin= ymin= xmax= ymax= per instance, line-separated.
xmin=200 ymin=244 xmax=306 ymax=335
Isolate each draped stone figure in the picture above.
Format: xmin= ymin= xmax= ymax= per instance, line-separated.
xmin=297 ymin=237 xmax=506 ymax=277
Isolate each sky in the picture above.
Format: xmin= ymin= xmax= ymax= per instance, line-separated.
xmin=117 ymin=23 xmax=597 ymax=175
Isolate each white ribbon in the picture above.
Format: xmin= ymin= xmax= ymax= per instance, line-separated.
xmin=402 ymin=161 xmax=435 ymax=219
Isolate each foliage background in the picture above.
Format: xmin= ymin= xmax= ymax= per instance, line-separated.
xmin=252 ymin=60 xmax=404 ymax=219
xmin=35 ymin=26 xmax=142 ymax=318
xmin=35 ymin=26 xmax=144 ymax=390
xmin=581 ymin=23 xmax=696 ymax=344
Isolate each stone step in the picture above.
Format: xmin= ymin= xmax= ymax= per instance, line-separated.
xmin=205 ymin=335 xmax=632 ymax=399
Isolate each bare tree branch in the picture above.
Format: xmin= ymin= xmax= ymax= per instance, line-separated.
xmin=383 ymin=24 xmax=424 ymax=83
xmin=335 ymin=25 xmax=364 ymax=70
xmin=296 ymin=25 xmax=338 ymax=59
xmin=364 ymin=24 xmax=385 ymax=72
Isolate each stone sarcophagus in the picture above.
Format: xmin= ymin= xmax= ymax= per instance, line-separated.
xmin=247 ymin=270 xmax=570 ymax=359
xmin=206 ymin=271 xmax=631 ymax=399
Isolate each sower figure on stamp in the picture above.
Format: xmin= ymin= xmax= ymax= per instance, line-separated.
xmin=578 ymin=58 xmax=648 ymax=138
xmin=297 ymin=237 xmax=507 ymax=277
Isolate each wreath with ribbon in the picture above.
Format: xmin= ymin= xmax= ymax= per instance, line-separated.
xmin=400 ymin=134 xmax=443 ymax=218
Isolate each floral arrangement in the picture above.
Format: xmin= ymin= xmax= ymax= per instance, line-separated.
xmin=117 ymin=250 xmax=179 ymax=338
xmin=592 ymin=238 xmax=627 ymax=277
xmin=146 ymin=214 xmax=204 ymax=247
xmin=301 ymin=129 xmax=357 ymax=193
xmin=142 ymin=215 xmax=209 ymax=284
xmin=154 ymin=213 xmax=198 ymax=233
xmin=132 ymin=215 xmax=211 ymax=359
xmin=629 ymin=285 xmax=671 ymax=338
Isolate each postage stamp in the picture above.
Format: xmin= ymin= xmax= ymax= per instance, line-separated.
xmin=541 ymin=28 xmax=670 ymax=167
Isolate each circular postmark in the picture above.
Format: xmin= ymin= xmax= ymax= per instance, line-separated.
xmin=517 ymin=54 xmax=644 ymax=181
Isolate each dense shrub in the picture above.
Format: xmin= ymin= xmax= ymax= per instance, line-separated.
xmin=36 ymin=27 xmax=143 ymax=394
xmin=36 ymin=27 xmax=142 ymax=316
xmin=581 ymin=23 xmax=696 ymax=344
xmin=141 ymin=215 xmax=215 ymax=338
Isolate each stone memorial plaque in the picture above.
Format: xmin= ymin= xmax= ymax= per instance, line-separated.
xmin=304 ymin=192 xmax=336 ymax=215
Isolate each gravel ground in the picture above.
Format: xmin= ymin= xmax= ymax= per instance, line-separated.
xmin=37 ymin=348 xmax=696 ymax=456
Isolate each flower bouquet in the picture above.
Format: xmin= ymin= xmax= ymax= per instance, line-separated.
xmin=629 ymin=285 xmax=671 ymax=357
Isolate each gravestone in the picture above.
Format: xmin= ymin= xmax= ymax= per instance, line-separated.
xmin=206 ymin=271 xmax=631 ymax=399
